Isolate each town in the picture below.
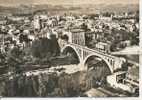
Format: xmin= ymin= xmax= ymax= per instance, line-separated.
xmin=0 ymin=3 xmax=139 ymax=97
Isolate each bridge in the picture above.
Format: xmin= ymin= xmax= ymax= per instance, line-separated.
xmin=60 ymin=42 xmax=126 ymax=73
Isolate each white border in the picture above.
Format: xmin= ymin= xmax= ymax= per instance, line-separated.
xmin=139 ymin=0 xmax=142 ymax=99
xmin=1 ymin=0 xmax=142 ymax=100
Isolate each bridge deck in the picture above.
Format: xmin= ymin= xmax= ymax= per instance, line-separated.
xmin=69 ymin=43 xmax=122 ymax=60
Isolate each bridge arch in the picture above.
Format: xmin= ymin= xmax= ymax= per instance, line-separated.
xmin=83 ymin=54 xmax=113 ymax=73
xmin=61 ymin=45 xmax=81 ymax=64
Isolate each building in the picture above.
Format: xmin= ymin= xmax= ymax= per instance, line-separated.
xmin=99 ymin=15 xmax=113 ymax=21
xmin=33 ymin=15 xmax=41 ymax=30
xmin=107 ymin=71 xmax=138 ymax=93
xmin=95 ymin=42 xmax=111 ymax=53
xmin=0 ymin=20 xmax=7 ymax=25
xmin=68 ymin=28 xmax=86 ymax=46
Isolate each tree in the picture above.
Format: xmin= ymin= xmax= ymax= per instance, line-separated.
xmin=81 ymin=23 xmax=88 ymax=32
xmin=6 ymin=46 xmax=25 ymax=74
xmin=31 ymin=35 xmax=60 ymax=64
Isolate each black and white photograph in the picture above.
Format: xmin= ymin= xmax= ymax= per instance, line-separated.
xmin=0 ymin=0 xmax=140 ymax=98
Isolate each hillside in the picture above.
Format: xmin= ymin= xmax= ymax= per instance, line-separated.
xmin=0 ymin=4 xmax=139 ymax=15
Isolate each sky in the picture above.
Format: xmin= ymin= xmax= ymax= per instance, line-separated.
xmin=0 ymin=0 xmax=139 ymax=6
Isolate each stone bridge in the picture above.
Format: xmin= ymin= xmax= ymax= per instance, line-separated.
xmin=60 ymin=42 xmax=126 ymax=73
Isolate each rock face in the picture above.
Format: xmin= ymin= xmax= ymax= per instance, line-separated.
xmin=0 ymin=71 xmax=88 ymax=97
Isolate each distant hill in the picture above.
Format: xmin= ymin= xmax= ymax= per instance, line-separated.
xmin=0 ymin=4 xmax=139 ymax=15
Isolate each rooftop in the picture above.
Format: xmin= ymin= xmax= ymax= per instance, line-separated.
xmin=70 ymin=28 xmax=84 ymax=33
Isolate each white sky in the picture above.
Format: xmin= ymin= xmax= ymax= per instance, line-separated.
xmin=0 ymin=0 xmax=139 ymax=6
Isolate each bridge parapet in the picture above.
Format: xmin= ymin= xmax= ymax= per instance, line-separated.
xmin=69 ymin=43 xmax=120 ymax=59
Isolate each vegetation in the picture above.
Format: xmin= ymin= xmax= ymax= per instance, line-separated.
xmin=31 ymin=35 xmax=60 ymax=63
xmin=1 ymin=71 xmax=87 ymax=97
